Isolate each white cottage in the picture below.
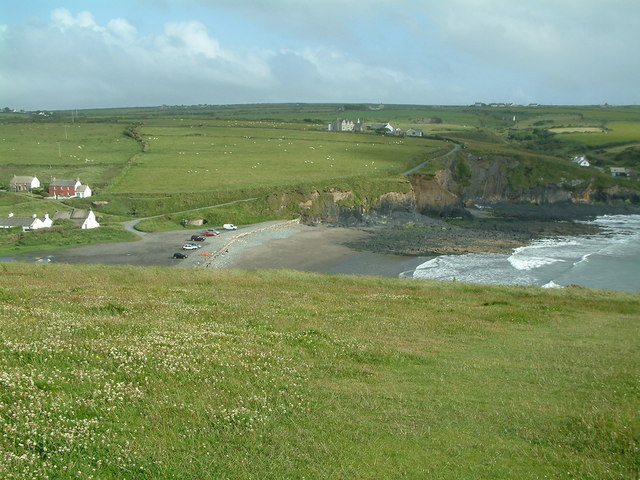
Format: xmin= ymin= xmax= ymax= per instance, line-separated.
xmin=52 ymin=209 xmax=99 ymax=229
xmin=572 ymin=155 xmax=590 ymax=167
xmin=0 ymin=213 xmax=52 ymax=231
xmin=9 ymin=175 xmax=40 ymax=192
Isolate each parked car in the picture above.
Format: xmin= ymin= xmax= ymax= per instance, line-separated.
xmin=173 ymin=252 xmax=188 ymax=259
xmin=223 ymin=224 xmax=238 ymax=230
xmin=203 ymin=230 xmax=219 ymax=236
xmin=190 ymin=234 xmax=206 ymax=241
xmin=182 ymin=243 xmax=200 ymax=250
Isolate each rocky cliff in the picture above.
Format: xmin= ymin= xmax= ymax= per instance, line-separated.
xmin=408 ymin=151 xmax=640 ymax=217
xmin=288 ymin=151 xmax=639 ymax=224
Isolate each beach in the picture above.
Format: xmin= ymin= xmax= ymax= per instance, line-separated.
xmin=200 ymin=223 xmax=429 ymax=277
xmin=8 ymin=209 xmax=639 ymax=292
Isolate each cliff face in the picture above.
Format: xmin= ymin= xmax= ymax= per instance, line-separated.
xmin=408 ymin=152 xmax=640 ymax=217
xmin=283 ymin=152 xmax=639 ymax=223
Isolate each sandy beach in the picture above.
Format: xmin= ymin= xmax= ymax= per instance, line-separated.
xmin=5 ymin=220 xmax=428 ymax=278
xmin=201 ymin=223 xmax=429 ymax=277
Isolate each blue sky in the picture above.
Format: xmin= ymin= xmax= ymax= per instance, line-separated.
xmin=1 ymin=0 xmax=638 ymax=110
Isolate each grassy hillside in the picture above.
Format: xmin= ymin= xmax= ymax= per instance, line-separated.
xmin=109 ymin=122 xmax=440 ymax=194
xmin=1 ymin=263 xmax=638 ymax=479
xmin=1 ymin=103 xmax=638 ymax=241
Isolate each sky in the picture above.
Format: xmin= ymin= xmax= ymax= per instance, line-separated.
xmin=1 ymin=0 xmax=639 ymax=110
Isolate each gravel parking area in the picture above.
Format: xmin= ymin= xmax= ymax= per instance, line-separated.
xmin=6 ymin=221 xmax=301 ymax=267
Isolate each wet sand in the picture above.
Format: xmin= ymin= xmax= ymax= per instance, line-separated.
xmin=225 ymin=225 xmax=430 ymax=277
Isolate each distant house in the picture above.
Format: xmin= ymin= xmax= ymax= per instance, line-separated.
xmin=9 ymin=175 xmax=40 ymax=192
xmin=0 ymin=212 xmax=52 ymax=231
xmin=406 ymin=128 xmax=423 ymax=137
xmin=327 ymin=119 xmax=352 ymax=132
xmin=52 ymin=209 xmax=99 ymax=229
xmin=367 ymin=122 xmax=396 ymax=134
xmin=49 ymin=178 xmax=92 ymax=199
xmin=572 ymin=155 xmax=590 ymax=167
xmin=610 ymin=167 xmax=631 ymax=177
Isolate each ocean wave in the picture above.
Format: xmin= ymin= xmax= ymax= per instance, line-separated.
xmin=508 ymin=254 xmax=563 ymax=271
xmin=408 ymin=214 xmax=640 ymax=292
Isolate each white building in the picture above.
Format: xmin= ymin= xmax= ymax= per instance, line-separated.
xmin=9 ymin=175 xmax=40 ymax=192
xmin=0 ymin=213 xmax=52 ymax=231
xmin=52 ymin=209 xmax=100 ymax=229
xmin=572 ymin=155 xmax=590 ymax=167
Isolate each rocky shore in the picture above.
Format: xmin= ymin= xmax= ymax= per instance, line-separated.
xmin=341 ymin=202 xmax=640 ymax=256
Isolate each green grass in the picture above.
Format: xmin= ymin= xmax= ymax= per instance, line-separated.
xmin=0 ymin=223 xmax=139 ymax=255
xmin=1 ymin=104 xmax=639 ymax=250
xmin=0 ymin=121 xmax=140 ymax=188
xmin=108 ymin=124 xmax=440 ymax=194
xmin=559 ymin=121 xmax=640 ymax=147
xmin=0 ymin=263 xmax=638 ymax=479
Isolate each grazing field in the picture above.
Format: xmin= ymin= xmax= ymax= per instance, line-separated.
xmin=558 ymin=121 xmax=640 ymax=146
xmin=0 ymin=122 xmax=139 ymax=187
xmin=549 ymin=126 xmax=605 ymax=133
xmin=0 ymin=263 xmax=638 ymax=479
xmin=108 ymin=124 xmax=442 ymax=194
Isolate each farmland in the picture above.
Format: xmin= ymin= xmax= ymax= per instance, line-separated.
xmin=110 ymin=122 xmax=442 ymax=194
xmin=0 ymin=103 xmax=639 ymax=240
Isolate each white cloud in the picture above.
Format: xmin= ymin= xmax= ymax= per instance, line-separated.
xmin=160 ymin=21 xmax=224 ymax=59
xmin=106 ymin=18 xmax=137 ymax=43
xmin=51 ymin=8 xmax=103 ymax=32
xmin=1 ymin=2 xmax=638 ymax=109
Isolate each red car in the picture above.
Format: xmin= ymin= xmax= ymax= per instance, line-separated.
xmin=203 ymin=230 xmax=219 ymax=236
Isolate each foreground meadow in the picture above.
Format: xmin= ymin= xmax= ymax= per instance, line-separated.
xmin=1 ymin=263 xmax=638 ymax=479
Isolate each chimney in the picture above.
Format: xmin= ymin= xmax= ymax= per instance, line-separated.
xmin=32 ymin=214 xmax=37 ymax=218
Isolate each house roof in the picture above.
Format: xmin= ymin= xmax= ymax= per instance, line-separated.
xmin=53 ymin=209 xmax=92 ymax=222
xmin=76 ymin=185 xmax=89 ymax=192
xmin=0 ymin=215 xmax=39 ymax=228
xmin=10 ymin=175 xmax=38 ymax=184
xmin=50 ymin=179 xmax=79 ymax=187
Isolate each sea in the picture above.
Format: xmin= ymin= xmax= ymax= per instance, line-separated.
xmin=402 ymin=215 xmax=640 ymax=293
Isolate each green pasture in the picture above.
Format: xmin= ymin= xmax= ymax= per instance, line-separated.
xmin=557 ymin=121 xmax=640 ymax=147
xmin=0 ymin=122 xmax=139 ymax=187
xmin=0 ymin=191 xmax=69 ymax=217
xmin=0 ymin=263 xmax=638 ymax=479
xmin=514 ymin=113 xmax=596 ymax=129
xmin=108 ymin=125 xmax=442 ymax=194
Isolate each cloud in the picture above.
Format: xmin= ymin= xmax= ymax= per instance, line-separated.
xmin=51 ymin=8 xmax=101 ymax=31
xmin=1 ymin=2 xmax=638 ymax=109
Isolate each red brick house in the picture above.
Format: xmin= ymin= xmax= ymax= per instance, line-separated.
xmin=48 ymin=178 xmax=92 ymax=198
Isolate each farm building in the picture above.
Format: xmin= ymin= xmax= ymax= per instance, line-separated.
xmin=0 ymin=213 xmax=52 ymax=231
xmin=326 ymin=119 xmax=366 ymax=132
xmin=610 ymin=167 xmax=631 ymax=177
xmin=52 ymin=209 xmax=100 ymax=229
xmin=406 ymin=128 xmax=424 ymax=137
xmin=9 ymin=175 xmax=40 ymax=192
xmin=571 ymin=155 xmax=590 ymax=167
xmin=49 ymin=178 xmax=92 ymax=199
xmin=367 ymin=123 xmax=396 ymax=133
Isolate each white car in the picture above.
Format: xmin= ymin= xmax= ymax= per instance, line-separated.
xmin=223 ymin=224 xmax=238 ymax=230
xmin=182 ymin=243 xmax=200 ymax=250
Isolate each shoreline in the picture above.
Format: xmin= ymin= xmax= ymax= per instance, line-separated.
xmin=4 ymin=206 xmax=637 ymax=280
xmin=201 ymin=223 xmax=432 ymax=277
